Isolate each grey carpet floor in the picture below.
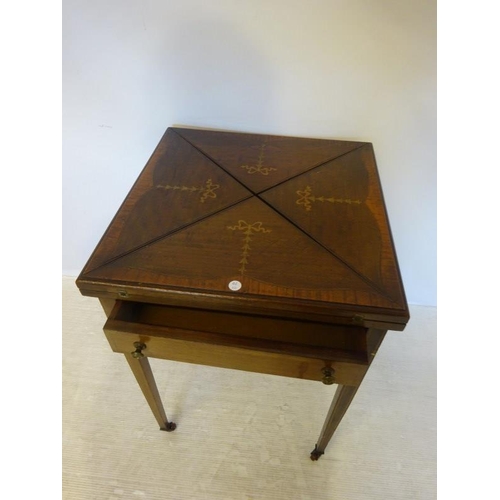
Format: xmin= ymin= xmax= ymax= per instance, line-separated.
xmin=62 ymin=277 xmax=436 ymax=499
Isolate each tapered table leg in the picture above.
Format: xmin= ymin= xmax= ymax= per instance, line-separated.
xmin=124 ymin=353 xmax=176 ymax=432
xmin=310 ymin=384 xmax=358 ymax=460
xmin=310 ymin=329 xmax=387 ymax=460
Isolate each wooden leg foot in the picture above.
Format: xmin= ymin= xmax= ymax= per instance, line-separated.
xmin=160 ymin=422 xmax=177 ymax=432
xmin=310 ymin=445 xmax=324 ymax=461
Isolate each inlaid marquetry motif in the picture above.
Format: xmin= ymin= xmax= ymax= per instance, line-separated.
xmin=227 ymin=220 xmax=271 ymax=275
xmin=156 ymin=178 xmax=220 ymax=203
xmin=296 ymin=186 xmax=362 ymax=212
xmin=240 ymin=142 xmax=277 ymax=176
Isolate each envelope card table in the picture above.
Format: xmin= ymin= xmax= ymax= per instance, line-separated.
xmin=76 ymin=127 xmax=409 ymax=460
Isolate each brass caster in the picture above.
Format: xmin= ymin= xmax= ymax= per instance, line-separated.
xmin=310 ymin=445 xmax=324 ymax=461
xmin=160 ymin=422 xmax=177 ymax=432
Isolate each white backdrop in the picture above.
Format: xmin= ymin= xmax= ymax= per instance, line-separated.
xmin=63 ymin=0 xmax=436 ymax=306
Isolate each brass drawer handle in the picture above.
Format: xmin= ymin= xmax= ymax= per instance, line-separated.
xmin=131 ymin=342 xmax=147 ymax=358
xmin=321 ymin=367 xmax=336 ymax=385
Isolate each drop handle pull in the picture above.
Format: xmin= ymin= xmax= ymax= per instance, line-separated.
xmin=131 ymin=342 xmax=147 ymax=358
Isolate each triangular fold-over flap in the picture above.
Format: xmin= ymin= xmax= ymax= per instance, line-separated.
xmin=173 ymin=128 xmax=365 ymax=193
xmin=84 ymin=197 xmax=397 ymax=309
xmin=260 ymin=145 xmax=406 ymax=308
xmin=82 ymin=129 xmax=252 ymax=273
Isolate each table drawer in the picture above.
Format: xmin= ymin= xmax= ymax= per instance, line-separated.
xmin=102 ymin=300 xmax=370 ymax=357
xmin=104 ymin=301 xmax=368 ymax=385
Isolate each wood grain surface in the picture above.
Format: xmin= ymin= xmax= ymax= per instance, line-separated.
xmin=77 ymin=127 xmax=409 ymax=329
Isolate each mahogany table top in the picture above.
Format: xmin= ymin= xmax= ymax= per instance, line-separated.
xmin=76 ymin=127 xmax=409 ymax=330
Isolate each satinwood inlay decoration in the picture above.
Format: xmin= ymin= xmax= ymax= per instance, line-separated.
xmin=227 ymin=220 xmax=271 ymax=275
xmin=240 ymin=142 xmax=277 ymax=176
xmin=156 ymin=178 xmax=220 ymax=203
xmin=296 ymin=186 xmax=362 ymax=212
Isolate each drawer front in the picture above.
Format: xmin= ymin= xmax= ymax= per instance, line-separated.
xmin=104 ymin=327 xmax=367 ymax=386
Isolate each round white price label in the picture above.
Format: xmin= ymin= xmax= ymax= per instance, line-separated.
xmin=228 ymin=280 xmax=242 ymax=291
